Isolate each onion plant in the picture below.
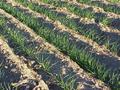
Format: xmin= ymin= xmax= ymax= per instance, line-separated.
xmin=0 ymin=1 xmax=120 ymax=89
xmin=0 ymin=16 xmax=77 ymax=90
xmin=14 ymin=0 xmax=120 ymax=56
xmin=107 ymin=0 xmax=120 ymax=3
xmin=55 ymin=73 xmax=76 ymax=90
xmin=77 ymin=0 xmax=120 ymax=14
xmin=0 ymin=56 xmax=16 ymax=90
xmin=41 ymin=0 xmax=110 ymax=24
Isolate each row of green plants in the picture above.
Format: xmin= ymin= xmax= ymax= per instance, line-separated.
xmin=0 ymin=37 xmax=17 ymax=90
xmin=0 ymin=16 xmax=76 ymax=90
xmin=107 ymin=0 xmax=120 ymax=3
xmin=0 ymin=61 xmax=8 ymax=90
xmin=0 ymin=1 xmax=119 ymax=89
xmin=41 ymin=0 xmax=111 ymax=25
xmin=14 ymin=0 xmax=120 ymax=56
xmin=0 ymin=17 xmax=18 ymax=90
xmin=41 ymin=0 xmax=94 ymax=19
xmin=77 ymin=0 xmax=120 ymax=14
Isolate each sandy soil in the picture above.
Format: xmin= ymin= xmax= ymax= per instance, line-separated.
xmin=0 ymin=5 xmax=110 ymax=90
xmin=0 ymin=37 xmax=48 ymax=90
xmin=5 ymin=0 xmax=120 ymax=70
xmin=0 ymin=0 xmax=120 ymax=89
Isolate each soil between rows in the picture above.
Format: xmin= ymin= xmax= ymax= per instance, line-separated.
xmin=0 ymin=8 xmax=110 ymax=89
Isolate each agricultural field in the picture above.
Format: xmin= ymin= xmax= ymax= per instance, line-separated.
xmin=0 ymin=0 xmax=120 ymax=90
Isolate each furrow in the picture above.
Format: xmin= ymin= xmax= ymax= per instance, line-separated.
xmin=76 ymin=0 xmax=120 ymax=15
xmin=1 ymin=0 xmax=119 ymax=89
xmin=11 ymin=0 xmax=120 ymax=67
xmin=12 ymin=0 xmax=120 ymax=56
xmin=39 ymin=0 xmax=120 ymax=34
xmin=0 ymin=6 xmax=110 ymax=90
xmin=4 ymin=0 xmax=120 ymax=71
xmin=106 ymin=0 xmax=120 ymax=4
xmin=40 ymin=0 xmax=120 ymax=30
xmin=0 ymin=37 xmax=48 ymax=90
xmin=72 ymin=0 xmax=120 ymax=18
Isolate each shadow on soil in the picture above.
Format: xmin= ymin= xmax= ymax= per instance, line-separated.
xmin=0 ymin=53 xmax=21 ymax=88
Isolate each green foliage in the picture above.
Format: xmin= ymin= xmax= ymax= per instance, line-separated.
xmin=14 ymin=0 xmax=120 ymax=55
xmin=0 ymin=83 xmax=17 ymax=90
xmin=0 ymin=16 xmax=5 ymax=26
xmin=0 ymin=1 xmax=120 ymax=89
xmin=108 ymin=0 xmax=120 ymax=3
xmin=0 ymin=61 xmax=16 ymax=90
xmin=77 ymin=0 xmax=120 ymax=14
xmin=55 ymin=73 xmax=76 ymax=90
xmin=34 ymin=54 xmax=52 ymax=73
xmin=0 ymin=14 xmax=76 ymax=90
xmin=41 ymin=0 xmax=111 ymax=25
xmin=42 ymin=0 xmax=94 ymax=19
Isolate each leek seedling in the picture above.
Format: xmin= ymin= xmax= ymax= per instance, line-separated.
xmin=55 ymin=73 xmax=76 ymax=90
xmin=1 ymin=1 xmax=119 ymax=89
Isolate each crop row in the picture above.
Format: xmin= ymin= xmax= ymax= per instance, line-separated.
xmin=77 ymin=0 xmax=120 ymax=14
xmin=0 ymin=17 xmax=35 ymax=89
xmin=0 ymin=1 xmax=119 ymax=89
xmin=107 ymin=0 xmax=120 ymax=3
xmin=0 ymin=62 xmax=11 ymax=89
xmin=0 ymin=56 xmax=17 ymax=90
xmin=0 ymin=18 xmax=12 ymax=89
xmin=14 ymin=0 xmax=120 ymax=56
xmin=0 ymin=31 xmax=17 ymax=89
xmin=0 ymin=16 xmax=77 ymax=90
xmin=0 ymin=69 xmax=14 ymax=89
xmin=40 ymin=0 xmax=111 ymax=25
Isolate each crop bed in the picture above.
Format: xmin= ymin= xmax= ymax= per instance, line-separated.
xmin=0 ymin=0 xmax=120 ymax=90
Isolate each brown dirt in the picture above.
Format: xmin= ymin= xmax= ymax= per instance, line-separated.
xmin=1 ymin=0 xmax=120 ymax=89
xmin=5 ymin=0 xmax=120 ymax=70
xmin=32 ymin=0 xmax=120 ymax=55
xmin=0 ymin=5 xmax=110 ymax=90
xmin=0 ymin=37 xmax=49 ymax=90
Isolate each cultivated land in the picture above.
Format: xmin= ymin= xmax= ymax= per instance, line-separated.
xmin=0 ymin=0 xmax=120 ymax=90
